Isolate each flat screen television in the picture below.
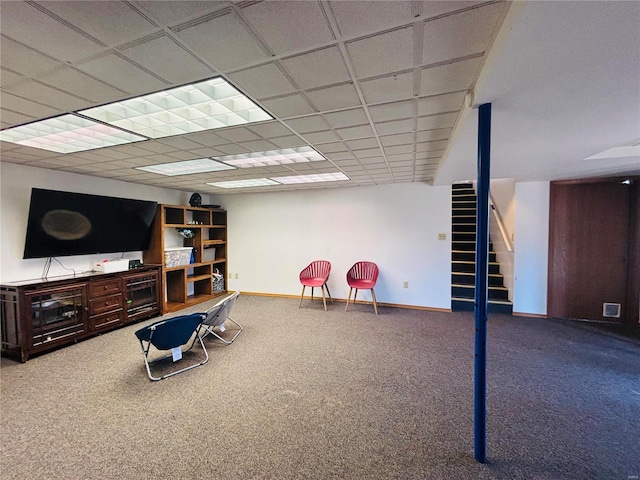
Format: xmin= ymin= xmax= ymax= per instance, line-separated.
xmin=23 ymin=188 xmax=158 ymax=259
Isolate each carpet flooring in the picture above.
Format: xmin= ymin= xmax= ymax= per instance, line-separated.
xmin=1 ymin=295 xmax=638 ymax=479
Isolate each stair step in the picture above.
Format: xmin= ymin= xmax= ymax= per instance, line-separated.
xmin=452 ymin=261 xmax=501 ymax=275
xmin=451 ymin=298 xmax=513 ymax=314
xmin=452 ymin=251 xmax=497 ymax=262
xmin=451 ymin=284 xmax=509 ymax=300
xmin=452 ymin=208 xmax=476 ymax=216
xmin=452 ymin=223 xmax=476 ymax=233
xmin=452 ymin=272 xmax=505 ymax=287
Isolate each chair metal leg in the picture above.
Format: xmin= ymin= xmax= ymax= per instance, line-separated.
xmin=371 ymin=288 xmax=378 ymax=315
xmin=299 ymin=285 xmax=305 ymax=308
xmin=201 ymin=317 xmax=243 ymax=345
xmin=311 ymin=286 xmax=314 ymax=303
xmin=139 ymin=330 xmax=209 ymax=381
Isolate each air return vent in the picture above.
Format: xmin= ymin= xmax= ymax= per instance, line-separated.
xmin=602 ymin=303 xmax=621 ymax=318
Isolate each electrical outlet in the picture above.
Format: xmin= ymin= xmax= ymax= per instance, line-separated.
xmin=438 ymin=233 xmax=447 ymax=240
xmin=229 ymin=273 xmax=232 ymax=279
xmin=403 ymin=281 xmax=409 ymax=288
xmin=235 ymin=273 xmax=239 ymax=279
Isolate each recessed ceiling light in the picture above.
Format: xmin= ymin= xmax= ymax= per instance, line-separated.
xmin=270 ymin=172 xmax=350 ymax=184
xmin=79 ymin=77 xmax=272 ymax=139
xmin=216 ymin=146 xmax=326 ymax=168
xmin=136 ymin=158 xmax=234 ymax=176
xmin=207 ymin=178 xmax=281 ymax=188
xmin=0 ymin=114 xmax=146 ymax=153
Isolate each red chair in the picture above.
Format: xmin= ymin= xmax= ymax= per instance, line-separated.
xmin=345 ymin=261 xmax=379 ymax=315
xmin=299 ymin=260 xmax=333 ymax=311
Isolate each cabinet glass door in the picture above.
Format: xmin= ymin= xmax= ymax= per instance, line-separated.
xmin=27 ymin=285 xmax=86 ymax=348
xmin=124 ymin=273 xmax=159 ymax=321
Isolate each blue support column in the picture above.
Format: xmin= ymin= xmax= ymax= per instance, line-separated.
xmin=474 ymin=102 xmax=491 ymax=463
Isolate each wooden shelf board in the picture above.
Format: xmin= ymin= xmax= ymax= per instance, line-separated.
xmin=187 ymin=274 xmax=212 ymax=283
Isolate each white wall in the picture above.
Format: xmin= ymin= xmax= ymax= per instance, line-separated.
xmin=0 ymin=162 xmax=193 ymax=283
xmin=513 ymin=181 xmax=550 ymax=315
xmin=216 ymin=183 xmax=453 ymax=310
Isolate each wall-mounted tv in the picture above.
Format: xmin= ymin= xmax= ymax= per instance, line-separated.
xmin=23 ymin=188 xmax=158 ymax=259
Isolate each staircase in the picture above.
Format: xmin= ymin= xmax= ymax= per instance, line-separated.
xmin=451 ymin=183 xmax=513 ymax=314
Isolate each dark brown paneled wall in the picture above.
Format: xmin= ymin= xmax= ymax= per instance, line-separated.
xmin=548 ymin=177 xmax=639 ymax=324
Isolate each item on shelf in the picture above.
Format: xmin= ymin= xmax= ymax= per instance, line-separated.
xmin=189 ymin=193 xmax=202 ymax=207
xmin=213 ymin=269 xmax=225 ymax=293
xmin=164 ymin=247 xmax=193 ymax=267
xmin=176 ymin=228 xmax=195 ymax=238
xmin=202 ymin=204 xmax=221 ymax=209
xmin=92 ymin=259 xmax=130 ymax=273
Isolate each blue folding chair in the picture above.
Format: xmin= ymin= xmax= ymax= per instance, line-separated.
xmin=134 ymin=313 xmax=208 ymax=381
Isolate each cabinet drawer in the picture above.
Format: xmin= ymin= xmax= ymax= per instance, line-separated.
xmin=89 ymin=293 xmax=124 ymax=316
xmin=89 ymin=279 xmax=122 ymax=298
xmin=90 ymin=311 xmax=124 ymax=331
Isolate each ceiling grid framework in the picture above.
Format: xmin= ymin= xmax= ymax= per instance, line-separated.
xmin=2 ymin=0 xmax=524 ymax=193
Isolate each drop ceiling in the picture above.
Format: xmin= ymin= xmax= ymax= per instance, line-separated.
xmin=1 ymin=0 xmax=638 ymax=195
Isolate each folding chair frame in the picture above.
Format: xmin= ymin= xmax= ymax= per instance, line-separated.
xmin=200 ymin=291 xmax=243 ymax=345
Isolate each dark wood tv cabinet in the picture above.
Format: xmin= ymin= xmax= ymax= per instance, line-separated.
xmin=0 ymin=265 xmax=161 ymax=362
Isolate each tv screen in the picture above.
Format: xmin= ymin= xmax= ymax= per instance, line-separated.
xmin=23 ymin=188 xmax=158 ymax=259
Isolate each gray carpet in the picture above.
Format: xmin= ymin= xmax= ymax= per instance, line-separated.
xmin=1 ymin=295 xmax=638 ymax=479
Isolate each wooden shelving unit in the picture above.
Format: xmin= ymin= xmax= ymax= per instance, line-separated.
xmin=143 ymin=204 xmax=227 ymax=314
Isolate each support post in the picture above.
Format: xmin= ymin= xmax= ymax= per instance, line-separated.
xmin=474 ymin=102 xmax=491 ymax=463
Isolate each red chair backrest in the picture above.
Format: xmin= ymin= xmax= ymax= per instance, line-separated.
xmin=347 ymin=261 xmax=379 ymax=283
xmin=300 ymin=260 xmax=331 ymax=280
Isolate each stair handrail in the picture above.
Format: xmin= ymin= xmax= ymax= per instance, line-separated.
xmin=489 ymin=194 xmax=514 ymax=253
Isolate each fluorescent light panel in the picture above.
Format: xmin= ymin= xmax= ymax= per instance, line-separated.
xmin=79 ymin=77 xmax=272 ymax=139
xmin=207 ymin=178 xmax=281 ymax=189
xmin=0 ymin=77 xmax=272 ymax=153
xmin=0 ymin=115 xmax=146 ymax=153
xmin=216 ymin=146 xmax=326 ymax=168
xmin=137 ymin=158 xmax=234 ymax=176
xmin=271 ymin=172 xmax=350 ymax=184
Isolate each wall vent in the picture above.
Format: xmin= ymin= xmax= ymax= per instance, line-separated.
xmin=602 ymin=303 xmax=621 ymax=318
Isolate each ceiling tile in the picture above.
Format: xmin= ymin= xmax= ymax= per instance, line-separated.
xmin=215 ymin=127 xmax=261 ymax=143
xmin=305 ymin=84 xmax=361 ymax=111
xmin=183 ymin=131 xmax=230 ymax=147
xmin=368 ymin=100 xmax=415 ymax=122
xmin=76 ymin=53 xmax=167 ymax=95
xmin=135 ymin=1 xmax=230 ymax=26
xmin=269 ymin=135 xmax=307 ymax=148
xmin=347 ymin=26 xmax=414 ymax=79
xmin=285 ymin=115 xmax=331 ymax=134
xmin=1 ymin=1 xmax=104 ymax=62
xmin=122 ymin=35 xmax=213 ymax=84
xmin=303 ymin=130 xmax=341 ymax=144
xmin=262 ymin=93 xmax=315 ymax=118
xmin=417 ymin=91 xmax=466 ymax=115
xmin=236 ymin=139 xmax=278 ymax=151
xmin=353 ymin=147 xmax=383 ymax=158
xmin=380 ymin=133 xmax=414 ymax=147
xmin=6 ymin=80 xmax=91 ymax=111
xmin=0 ymin=109 xmax=37 ymax=128
xmin=0 ymin=92 xmax=61 ymax=119
xmin=315 ymin=142 xmax=349 ymax=153
xmin=416 ymin=128 xmax=451 ymax=142
xmin=229 ymin=63 xmax=297 ymax=99
xmin=281 ymin=47 xmax=351 ymax=90
xmin=326 ymin=152 xmax=356 ymax=161
xmin=38 ymin=66 xmax=127 ymax=104
xmin=322 ymin=108 xmax=369 ymax=128
xmin=330 ymin=1 xmax=412 ymax=37
xmin=416 ymin=140 xmax=447 ymax=152
xmin=242 ymin=1 xmax=334 ymax=55
xmin=375 ymin=118 xmax=415 ymax=136
xmin=360 ymin=71 xmax=414 ymax=104
xmin=420 ymin=57 xmax=482 ymax=97
xmin=417 ymin=112 xmax=458 ymax=130
xmin=422 ymin=3 xmax=505 ymax=66
xmin=336 ymin=124 xmax=375 ymax=140
xmin=39 ymin=1 xmax=157 ymax=47
xmin=209 ymin=143 xmax=250 ymax=155
xmin=0 ymin=38 xmax=62 ymax=77
xmin=247 ymin=121 xmax=293 ymax=138
xmin=384 ymin=144 xmax=414 ymax=155
xmin=346 ymin=138 xmax=379 ymax=150
xmin=175 ymin=13 xmax=269 ymax=71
